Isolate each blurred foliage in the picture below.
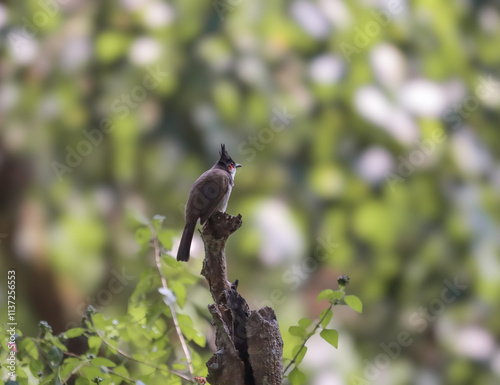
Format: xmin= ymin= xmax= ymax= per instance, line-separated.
xmin=286 ymin=275 xmax=362 ymax=384
xmin=1 ymin=0 xmax=500 ymax=384
xmin=0 ymin=220 xmax=205 ymax=384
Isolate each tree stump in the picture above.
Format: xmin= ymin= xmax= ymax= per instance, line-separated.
xmin=201 ymin=212 xmax=283 ymax=385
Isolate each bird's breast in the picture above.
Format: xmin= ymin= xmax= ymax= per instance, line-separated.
xmin=216 ymin=183 xmax=232 ymax=212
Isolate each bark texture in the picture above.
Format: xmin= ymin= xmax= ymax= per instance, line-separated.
xmin=201 ymin=212 xmax=283 ymax=385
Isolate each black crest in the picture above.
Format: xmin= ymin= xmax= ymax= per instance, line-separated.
xmin=218 ymin=143 xmax=233 ymax=165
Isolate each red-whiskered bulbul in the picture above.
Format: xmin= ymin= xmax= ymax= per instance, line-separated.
xmin=177 ymin=144 xmax=242 ymax=262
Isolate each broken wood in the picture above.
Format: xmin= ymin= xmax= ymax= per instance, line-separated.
xmin=201 ymin=212 xmax=283 ymax=385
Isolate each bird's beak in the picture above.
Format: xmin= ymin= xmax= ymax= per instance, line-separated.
xmin=235 ymin=163 xmax=242 ymax=168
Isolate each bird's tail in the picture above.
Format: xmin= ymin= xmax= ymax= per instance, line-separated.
xmin=177 ymin=220 xmax=196 ymax=262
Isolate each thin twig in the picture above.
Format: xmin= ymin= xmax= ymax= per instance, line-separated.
xmin=61 ymin=339 xmax=182 ymax=384
xmin=108 ymin=367 xmax=136 ymax=384
xmin=61 ymin=360 xmax=88 ymax=384
xmin=149 ymin=224 xmax=195 ymax=377
xmin=96 ymin=331 xmax=193 ymax=382
xmin=283 ymin=302 xmax=335 ymax=374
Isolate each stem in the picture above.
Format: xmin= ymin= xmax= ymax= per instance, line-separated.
xmin=283 ymin=302 xmax=335 ymax=374
xmin=61 ymin=361 xmax=88 ymax=384
xmin=108 ymin=367 xmax=135 ymax=383
xmin=149 ymin=224 xmax=195 ymax=378
xmin=96 ymin=331 xmax=193 ymax=382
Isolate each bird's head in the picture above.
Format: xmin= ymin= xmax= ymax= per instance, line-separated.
xmin=217 ymin=144 xmax=242 ymax=175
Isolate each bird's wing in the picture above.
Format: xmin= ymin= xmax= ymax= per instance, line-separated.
xmin=186 ymin=168 xmax=230 ymax=224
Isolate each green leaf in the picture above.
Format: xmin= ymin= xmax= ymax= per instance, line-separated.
xmin=317 ymin=289 xmax=343 ymax=303
xmin=344 ymin=295 xmax=363 ymax=313
xmin=176 ymin=313 xmax=193 ymax=326
xmin=292 ymin=345 xmax=307 ymax=365
xmin=158 ymin=229 xmax=176 ymax=250
xmin=88 ymin=336 xmax=102 ymax=353
xmin=65 ymin=328 xmax=86 ymax=338
xmin=19 ymin=337 xmax=38 ymax=360
xmin=172 ymin=363 xmax=186 ymax=371
xmin=170 ymin=281 xmax=186 ymax=308
xmin=131 ymin=269 xmax=155 ymax=301
xmin=298 ymin=318 xmax=312 ymax=328
xmin=91 ymin=313 xmax=108 ymax=331
xmin=16 ymin=368 xmax=28 ymax=385
xmin=112 ymin=365 xmax=129 ymax=378
xmin=75 ymin=378 xmax=91 ymax=385
xmin=60 ymin=357 xmax=83 ymax=380
xmin=185 ymin=325 xmax=206 ymax=347
xmin=29 ymin=359 xmax=44 ymax=377
xmin=51 ymin=335 xmax=68 ymax=351
xmin=135 ymin=226 xmax=152 ymax=247
xmin=47 ymin=346 xmax=64 ymax=367
xmin=16 ymin=365 xmax=28 ymax=379
xmin=319 ymin=308 xmax=333 ymax=328
xmin=317 ymin=289 xmax=334 ymax=302
xmin=80 ymin=365 xmax=104 ymax=380
xmin=288 ymin=367 xmax=306 ymax=385
xmin=128 ymin=302 xmax=148 ymax=322
xmin=39 ymin=373 xmax=56 ymax=385
xmin=288 ymin=326 xmax=306 ymax=338
xmin=91 ymin=357 xmax=116 ymax=367
xmin=320 ymin=329 xmax=338 ymax=348
xmin=163 ymin=255 xmax=182 ymax=268
xmin=178 ymin=314 xmax=206 ymax=347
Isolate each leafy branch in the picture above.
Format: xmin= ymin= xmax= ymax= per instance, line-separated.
xmin=94 ymin=329 xmax=192 ymax=382
xmin=61 ymin=360 xmax=88 ymax=384
xmin=284 ymin=275 xmax=362 ymax=385
xmin=3 ymin=216 xmax=205 ymax=385
xmin=148 ymin=221 xmax=195 ymax=378
xmin=283 ymin=301 xmax=335 ymax=375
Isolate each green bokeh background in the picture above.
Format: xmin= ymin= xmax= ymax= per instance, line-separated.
xmin=1 ymin=0 xmax=500 ymax=384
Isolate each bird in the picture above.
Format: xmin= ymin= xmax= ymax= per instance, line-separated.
xmin=177 ymin=144 xmax=242 ymax=261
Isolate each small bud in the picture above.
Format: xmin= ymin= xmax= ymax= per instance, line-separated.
xmin=58 ymin=332 xmax=67 ymax=343
xmin=38 ymin=320 xmax=53 ymax=336
xmin=83 ymin=305 xmax=97 ymax=326
xmin=84 ymin=305 xmax=97 ymax=318
xmin=337 ymin=275 xmax=350 ymax=291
